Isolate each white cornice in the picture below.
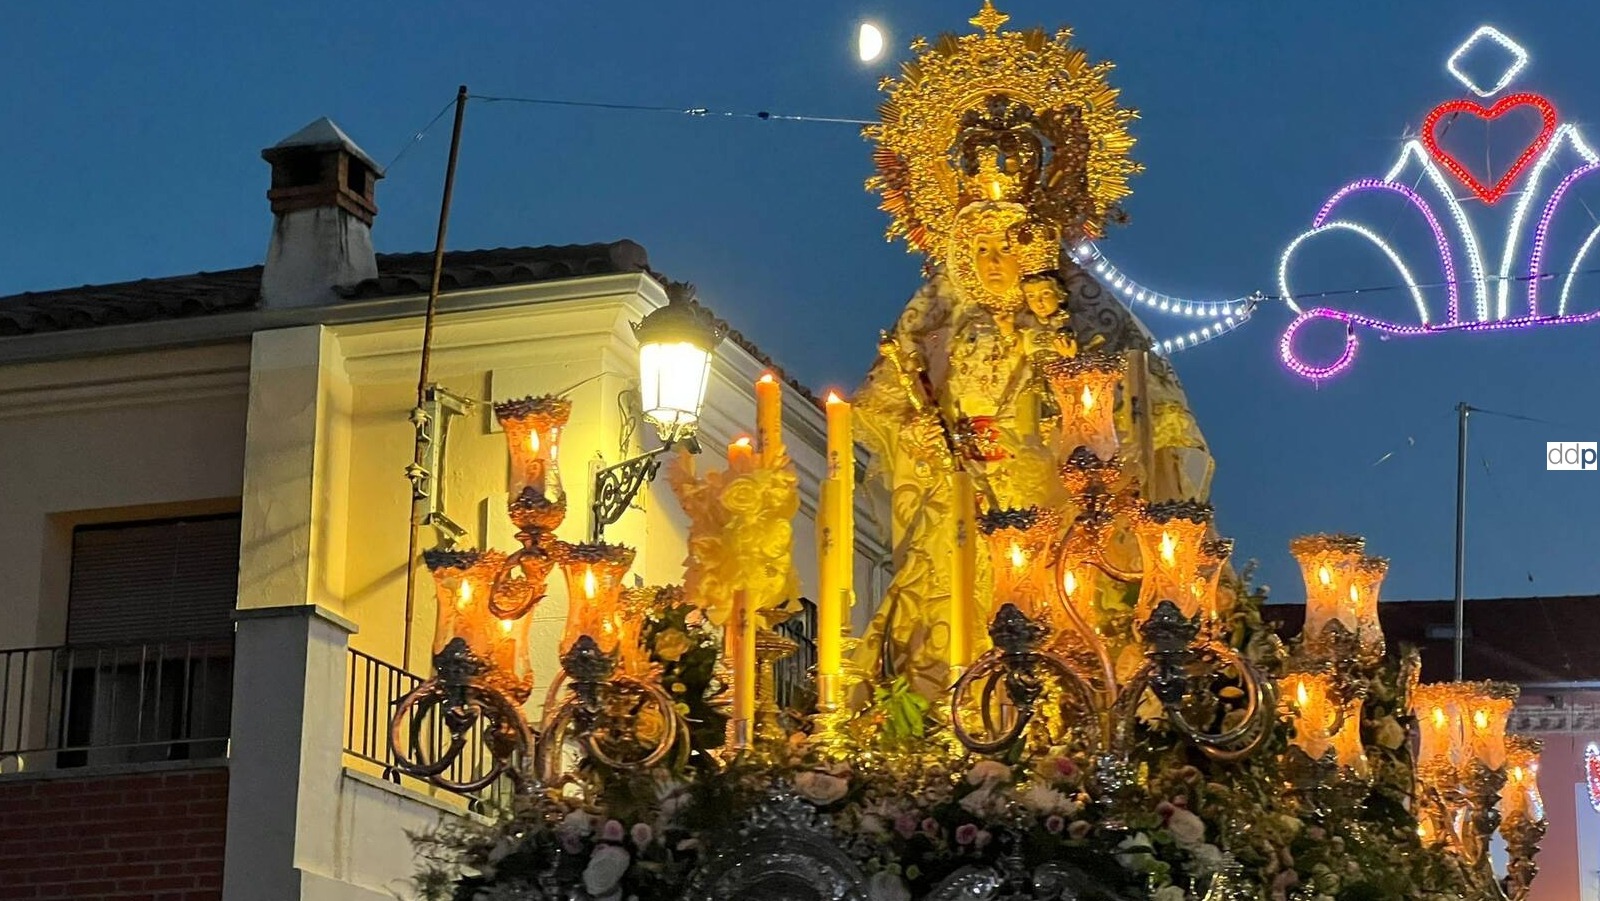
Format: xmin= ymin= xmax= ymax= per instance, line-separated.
xmin=1510 ymin=705 xmax=1600 ymax=733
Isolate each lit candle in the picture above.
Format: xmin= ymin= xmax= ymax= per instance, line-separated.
xmin=728 ymin=435 xmax=754 ymax=470
xmin=816 ymin=480 xmax=842 ymax=708
xmin=1410 ymin=683 xmax=1459 ymax=770
xmin=756 ymin=372 xmax=784 ymax=467
xmin=1284 ymin=672 xmax=1337 ymax=761
xmin=1500 ymin=735 xmax=1544 ymax=826
xmin=1459 ymin=682 xmax=1515 ymax=770
xmin=948 ymin=471 xmax=977 ymax=671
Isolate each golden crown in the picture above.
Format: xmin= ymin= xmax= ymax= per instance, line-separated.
xmin=866 ymin=2 xmax=1141 ymax=260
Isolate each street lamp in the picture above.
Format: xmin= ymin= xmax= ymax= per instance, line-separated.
xmin=590 ymin=281 xmax=726 ymax=540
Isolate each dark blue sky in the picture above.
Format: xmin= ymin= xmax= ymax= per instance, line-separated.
xmin=3 ymin=1 xmax=1597 ymax=604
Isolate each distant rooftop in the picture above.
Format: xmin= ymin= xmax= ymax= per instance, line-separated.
xmin=1265 ymin=594 xmax=1600 ymax=685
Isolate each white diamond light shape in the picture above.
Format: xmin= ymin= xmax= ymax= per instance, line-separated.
xmin=1447 ymin=26 xmax=1529 ymax=98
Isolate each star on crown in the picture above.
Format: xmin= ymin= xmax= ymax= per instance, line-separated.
xmin=969 ymin=1 xmax=1009 ymax=36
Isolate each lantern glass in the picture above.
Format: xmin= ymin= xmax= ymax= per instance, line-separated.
xmin=980 ymin=507 xmax=1062 ymax=624
xmin=1331 ymin=697 xmax=1369 ymax=778
xmin=1291 ymin=533 xmax=1366 ymax=643
xmin=1501 ymin=735 xmax=1545 ymax=826
xmin=1133 ymin=501 xmax=1213 ymax=623
xmin=1411 ymin=682 xmax=1461 ymax=770
xmin=639 ymin=340 xmax=713 ymax=442
xmin=1041 ymin=350 xmax=1124 ymax=461
xmin=494 ymin=395 xmax=571 ymax=526
xmin=424 ymin=549 xmax=506 ymax=660
xmin=1349 ymin=556 xmax=1389 ymax=657
xmin=1458 ymin=681 xmax=1517 ymax=771
xmin=557 ymin=543 xmax=637 ymax=656
xmin=1282 ymin=671 xmax=1339 ymax=761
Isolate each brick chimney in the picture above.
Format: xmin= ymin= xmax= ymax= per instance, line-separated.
xmin=260 ymin=118 xmax=382 ymax=308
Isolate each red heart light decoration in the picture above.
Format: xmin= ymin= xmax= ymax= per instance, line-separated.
xmin=1423 ymin=92 xmax=1557 ymax=204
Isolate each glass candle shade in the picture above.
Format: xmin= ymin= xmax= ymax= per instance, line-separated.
xmin=1282 ymin=671 xmax=1340 ymax=762
xmin=1457 ymin=681 xmax=1517 ymax=771
xmin=1290 ymin=533 xmax=1366 ymax=646
xmin=1055 ymin=535 xmax=1103 ymax=641
xmin=557 ymin=542 xmax=637 ymax=656
xmin=494 ymin=395 xmax=572 ymax=531
xmin=1133 ymin=500 xmax=1214 ymax=623
xmin=1500 ymin=735 xmax=1545 ymax=827
xmin=424 ymin=548 xmax=507 ymax=660
xmin=1041 ymin=350 xmax=1124 ymax=461
xmin=1195 ymin=537 xmax=1234 ymax=623
xmin=615 ymin=586 xmax=662 ymax=677
xmin=1331 ymin=697 xmax=1369 ymax=778
xmin=488 ymin=608 xmax=533 ymax=677
xmin=1349 ymin=555 xmax=1389 ymax=659
xmin=1411 ymin=682 xmax=1462 ymax=770
xmin=980 ymin=507 xmax=1063 ymax=624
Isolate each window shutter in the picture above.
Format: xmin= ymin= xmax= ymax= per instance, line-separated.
xmin=67 ymin=515 xmax=240 ymax=645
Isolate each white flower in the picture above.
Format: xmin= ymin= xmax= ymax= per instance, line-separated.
xmin=966 ymin=760 xmax=1011 ymax=785
xmin=868 ymin=871 xmax=912 ymax=901
xmin=1151 ymin=886 xmax=1187 ymax=901
xmin=959 ymin=786 xmax=998 ymax=817
xmin=795 ymin=771 xmax=850 ymax=805
xmin=1189 ymin=843 xmax=1225 ymax=874
xmin=1019 ymin=782 xmax=1071 ymax=815
xmin=858 ymin=814 xmax=887 ymax=837
xmin=1166 ymin=808 xmax=1207 ymax=847
xmin=582 ymin=844 xmax=631 ymax=897
xmin=557 ymin=810 xmax=594 ymax=838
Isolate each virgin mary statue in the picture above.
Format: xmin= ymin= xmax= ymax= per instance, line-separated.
xmin=849 ymin=4 xmax=1216 ymax=698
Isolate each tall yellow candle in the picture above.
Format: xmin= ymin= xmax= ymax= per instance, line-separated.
xmin=732 ymin=589 xmax=756 ymax=747
xmin=756 ymin=372 xmax=784 ymax=467
xmin=826 ymin=392 xmax=856 ymax=636
xmin=816 ymin=480 xmax=842 ymax=708
xmin=727 ymin=435 xmax=754 ymax=470
xmin=949 ymin=470 xmax=977 ymax=671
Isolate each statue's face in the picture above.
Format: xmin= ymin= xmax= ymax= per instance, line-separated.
xmin=972 ymin=233 xmax=1022 ymax=295
xmin=1022 ymin=278 xmax=1062 ymax=319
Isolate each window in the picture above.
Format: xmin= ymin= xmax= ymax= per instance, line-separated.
xmin=54 ymin=514 xmax=239 ymax=767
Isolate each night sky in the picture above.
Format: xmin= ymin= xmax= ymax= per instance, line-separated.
xmin=3 ymin=1 xmax=1597 ymax=604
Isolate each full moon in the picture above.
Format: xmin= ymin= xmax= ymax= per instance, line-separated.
xmin=857 ymin=22 xmax=885 ymax=62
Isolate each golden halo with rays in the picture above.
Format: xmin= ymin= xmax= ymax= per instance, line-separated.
xmin=864 ymin=2 xmax=1141 ymax=258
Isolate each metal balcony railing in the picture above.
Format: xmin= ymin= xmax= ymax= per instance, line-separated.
xmin=0 ymin=639 xmax=233 ymax=772
xmin=343 ymin=647 xmax=510 ymax=807
xmin=775 ymin=598 xmax=819 ymax=714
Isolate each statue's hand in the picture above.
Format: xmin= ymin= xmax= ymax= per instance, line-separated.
xmin=904 ymin=411 xmax=953 ymax=469
xmin=1052 ymin=331 xmax=1079 ymax=358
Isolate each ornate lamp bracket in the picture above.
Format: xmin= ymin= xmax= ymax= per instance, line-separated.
xmin=591 ymin=444 xmax=676 ymax=542
xmin=407 ymin=383 xmax=474 ymax=547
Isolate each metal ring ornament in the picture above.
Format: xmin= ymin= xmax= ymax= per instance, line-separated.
xmin=951 ymin=645 xmax=1100 ymax=755
xmin=389 ymin=676 xmax=533 ymax=793
xmin=1150 ymin=641 xmax=1276 ymax=762
xmin=486 ymin=545 xmax=548 ymax=620
xmin=535 ymin=675 xmax=687 ymax=781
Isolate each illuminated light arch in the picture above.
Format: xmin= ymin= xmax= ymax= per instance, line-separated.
xmin=1302 ymin=179 xmax=1461 ymax=323
xmin=1586 ymin=743 xmax=1600 ymax=813
xmin=1384 ymin=141 xmax=1493 ymax=322
xmin=1447 ymin=26 xmax=1530 ymax=98
xmin=1527 ymin=160 xmax=1600 ymax=315
xmin=1497 ymin=125 xmax=1598 ymax=320
xmin=1278 ymin=220 xmax=1433 ymax=327
xmin=1068 ymin=241 xmax=1261 ymax=356
xmin=1558 ymin=224 xmax=1600 ymax=316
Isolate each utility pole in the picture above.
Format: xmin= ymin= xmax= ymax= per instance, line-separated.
xmin=1453 ymin=401 xmax=1471 ymax=681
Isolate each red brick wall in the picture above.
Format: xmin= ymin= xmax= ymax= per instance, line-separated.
xmin=0 ymin=767 xmax=227 ymax=901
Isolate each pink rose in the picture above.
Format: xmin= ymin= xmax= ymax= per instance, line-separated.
xmin=1155 ymin=801 xmax=1176 ymax=823
xmin=630 ymin=823 xmax=653 ymax=848
xmin=1053 ymin=757 xmax=1079 ymax=779
xmin=601 ymin=819 xmax=625 ymax=843
xmin=921 ymin=817 xmax=941 ymax=838
xmin=956 ymin=823 xmax=979 ymax=845
xmin=1045 ymin=815 xmax=1065 ymax=834
xmin=974 ymin=829 xmax=992 ymax=849
xmin=895 ymin=814 xmax=919 ymax=839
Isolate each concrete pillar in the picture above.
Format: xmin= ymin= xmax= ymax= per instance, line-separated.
xmin=222 ymin=605 xmax=357 ymax=900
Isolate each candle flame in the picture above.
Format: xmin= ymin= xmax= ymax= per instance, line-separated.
xmin=1080 ymin=385 xmax=1095 ymax=411
xmin=1348 ymin=584 xmax=1359 ymax=604
xmin=1159 ymin=531 xmax=1177 ymax=567
xmin=1473 ymin=708 xmax=1489 ymax=730
xmin=1317 ymin=565 xmax=1331 ymax=587
xmin=760 ymin=372 xmax=776 ymax=384
xmin=1510 ymin=765 xmax=1525 ymax=783
xmin=733 ymin=436 xmax=752 ymax=448
xmin=1009 ymin=542 xmax=1025 ymax=570
xmin=583 ymin=567 xmax=598 ymax=599
xmin=500 ymin=618 xmax=513 ymax=634
xmin=1432 ymin=706 xmax=1447 ymax=727
xmin=529 ymin=430 xmax=540 ymax=453
xmin=457 ymin=580 xmax=473 ymax=609
xmin=826 ymin=390 xmax=844 ymax=405
xmin=1063 ymin=570 xmax=1077 ymax=596
xmin=1295 ymin=680 xmax=1308 ymax=708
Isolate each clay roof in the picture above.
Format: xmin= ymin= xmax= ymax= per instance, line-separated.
xmin=1265 ymin=594 xmax=1600 ymax=685
xmin=0 ymin=241 xmax=651 ymax=337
